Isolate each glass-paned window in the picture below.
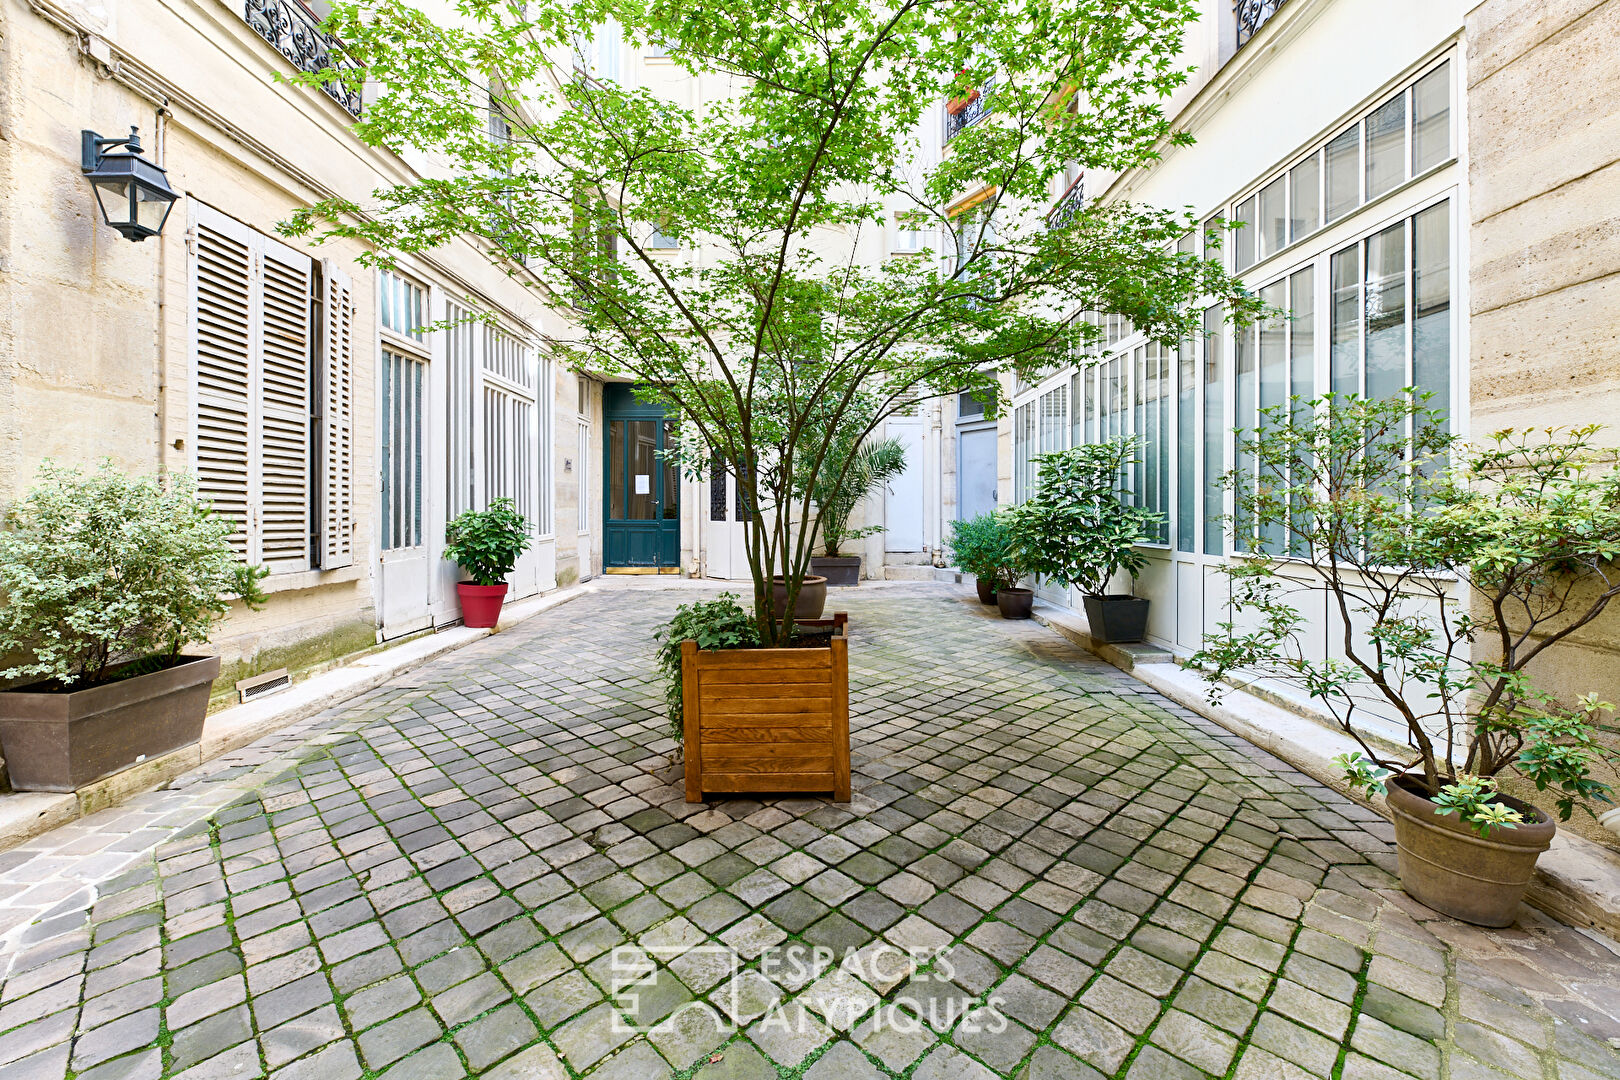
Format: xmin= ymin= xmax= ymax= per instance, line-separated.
xmin=1071 ymin=368 xmax=1091 ymax=447
xmin=1038 ymin=384 xmax=1068 ymax=456
xmin=1013 ymin=402 xmax=1035 ymax=503
xmin=1258 ymin=176 xmax=1287 ymax=261
xmin=1330 ymin=245 xmax=1361 ymax=396
xmin=1365 ymin=93 xmax=1407 ymax=200
xmin=1325 ymin=126 xmax=1360 ymax=224
xmin=1134 ymin=346 xmax=1147 ymax=502
xmin=1233 ymin=321 xmax=1257 ymax=552
xmin=1413 ymin=61 xmax=1451 ymax=174
xmin=1413 ymin=202 xmax=1450 ymax=427
xmin=1290 ymin=154 xmax=1320 ymax=243
xmin=1364 ymin=221 xmax=1407 ymax=402
xmin=379 ymin=270 xmax=425 ymax=340
xmin=1289 ymin=267 xmax=1315 ymax=556
xmin=1203 ymin=305 xmax=1225 ymax=555
xmin=1233 ymin=196 xmax=1257 ymax=272
xmin=1258 ymin=280 xmax=1288 ymax=552
xmin=1177 ymin=336 xmax=1196 ymax=553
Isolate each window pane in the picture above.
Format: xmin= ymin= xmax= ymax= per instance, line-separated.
xmin=1203 ymin=216 xmax=1223 ymax=266
xmin=1234 ymin=197 xmax=1257 ymax=272
xmin=1325 ymin=126 xmax=1360 ymax=223
xmin=1203 ymin=306 xmax=1225 ymax=556
xmin=1413 ymin=61 xmax=1450 ymax=174
xmin=1134 ymin=346 xmax=1146 ymax=504
xmin=1259 ymin=176 xmax=1287 ymax=259
xmin=1070 ymin=371 xmax=1086 ymax=447
xmin=1290 ymin=154 xmax=1320 ymax=243
xmin=629 ymin=420 xmax=657 ymax=519
xmin=1365 ymin=221 xmax=1407 ymax=403
xmin=1157 ymin=345 xmax=1170 ymax=542
xmin=1259 ymin=281 xmax=1288 ymax=552
xmin=1177 ymin=337 xmax=1196 ymax=552
xmin=1414 ymin=202 xmax=1450 ymax=427
xmin=1330 ymin=245 xmax=1361 ymax=396
xmin=1233 ymin=323 xmax=1256 ymax=552
xmin=1365 ymin=93 xmax=1406 ymax=199
xmin=1289 ymin=267 xmax=1314 ymax=557
xmin=609 ymin=419 xmax=626 ymax=519
xmin=662 ymin=420 xmax=680 ymax=520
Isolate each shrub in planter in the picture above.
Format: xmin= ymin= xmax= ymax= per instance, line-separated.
xmin=0 ymin=463 xmax=266 ymax=791
xmin=1002 ymin=438 xmax=1161 ymax=641
xmin=1186 ymin=396 xmax=1620 ymax=926
xmin=947 ymin=513 xmax=1018 ymax=604
xmin=655 ymin=593 xmax=850 ymax=801
xmin=799 ymin=436 xmax=906 ymax=586
xmin=443 ymin=498 xmax=532 ymax=628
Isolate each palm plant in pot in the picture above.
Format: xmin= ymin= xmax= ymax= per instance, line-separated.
xmin=1187 ymin=395 xmax=1620 ymax=926
xmin=799 ymin=435 xmax=907 ymax=587
xmin=1003 ymin=438 xmax=1160 ymax=640
xmin=0 ymin=463 xmax=266 ymax=792
xmin=443 ymin=498 xmax=531 ymax=628
xmin=948 ymin=513 xmax=1019 ymax=606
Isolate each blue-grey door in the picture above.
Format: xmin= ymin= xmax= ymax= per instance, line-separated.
xmin=604 ymin=384 xmax=680 ymax=567
xmin=957 ymin=423 xmax=998 ymax=520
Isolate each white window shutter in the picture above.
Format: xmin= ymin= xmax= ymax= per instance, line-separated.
xmin=191 ymin=207 xmax=255 ymax=559
xmin=318 ymin=260 xmax=355 ymax=569
xmin=257 ymin=236 xmax=314 ymax=572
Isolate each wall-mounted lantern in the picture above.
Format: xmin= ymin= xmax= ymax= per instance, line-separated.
xmin=81 ymin=127 xmax=179 ymax=242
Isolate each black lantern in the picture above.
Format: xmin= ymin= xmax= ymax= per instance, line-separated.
xmin=81 ymin=127 xmax=180 ymax=242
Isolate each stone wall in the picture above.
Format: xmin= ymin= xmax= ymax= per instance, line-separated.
xmin=1467 ymin=0 xmax=1620 ymax=844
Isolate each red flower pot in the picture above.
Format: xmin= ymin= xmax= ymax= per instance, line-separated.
xmin=457 ymin=583 xmax=508 ymax=628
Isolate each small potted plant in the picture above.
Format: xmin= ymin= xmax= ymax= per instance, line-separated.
xmin=804 ymin=436 xmax=907 ymax=586
xmin=0 ymin=463 xmax=266 ymax=792
xmin=443 ymin=498 xmax=532 ymax=628
xmin=656 ymin=593 xmax=850 ymax=802
xmin=1002 ymin=438 xmax=1159 ymax=640
xmin=1187 ymin=397 xmax=1620 ymax=926
xmin=947 ymin=512 xmax=1018 ymax=606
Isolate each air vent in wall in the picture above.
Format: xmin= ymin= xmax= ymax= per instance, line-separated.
xmin=237 ymin=668 xmax=292 ymax=703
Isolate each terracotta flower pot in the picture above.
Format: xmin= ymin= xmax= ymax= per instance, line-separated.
xmin=0 ymin=654 xmax=221 ymax=792
xmin=770 ymin=576 xmax=828 ymax=621
xmin=996 ymin=587 xmax=1034 ymax=619
xmin=1385 ymin=774 xmax=1555 ymax=927
xmin=975 ymin=578 xmax=997 ymax=604
xmin=457 ymin=583 xmax=509 ymax=628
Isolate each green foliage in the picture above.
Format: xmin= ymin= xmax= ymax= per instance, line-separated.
xmin=1002 ymin=438 xmax=1161 ymax=596
xmin=800 ymin=436 xmax=906 ymax=557
xmin=1431 ymin=775 xmax=1524 ymax=837
xmin=0 ymin=462 xmax=265 ymax=687
xmin=653 ymin=593 xmax=760 ymax=739
xmin=1185 ymin=396 xmax=1620 ymax=828
xmin=282 ymin=0 xmax=1260 ymax=643
xmin=443 ymin=499 xmax=532 ymax=586
xmin=946 ymin=513 xmax=1017 ymax=592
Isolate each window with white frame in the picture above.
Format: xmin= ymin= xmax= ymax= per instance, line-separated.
xmin=1231 ymin=59 xmax=1451 ymax=272
xmin=1012 ymin=401 xmax=1035 ymax=503
xmin=190 ymin=203 xmax=355 ymax=574
xmin=379 ymin=269 xmax=429 ymax=551
xmin=891 ymin=212 xmax=930 ymax=254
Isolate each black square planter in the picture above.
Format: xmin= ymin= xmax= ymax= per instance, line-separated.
xmin=1082 ymin=594 xmax=1150 ymax=644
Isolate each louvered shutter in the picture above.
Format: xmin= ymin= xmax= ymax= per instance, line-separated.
xmin=318 ymin=262 xmax=355 ymax=569
xmin=257 ymin=236 xmax=314 ymax=571
xmin=191 ymin=209 xmax=255 ymax=558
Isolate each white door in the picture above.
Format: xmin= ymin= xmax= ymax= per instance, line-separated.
xmin=704 ymin=457 xmax=751 ymax=579
xmin=957 ymin=423 xmax=997 ymax=521
xmin=885 ymin=419 xmax=926 ymax=552
xmin=379 ymin=346 xmax=434 ymax=638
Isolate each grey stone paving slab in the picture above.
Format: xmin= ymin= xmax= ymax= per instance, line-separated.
xmin=0 ymin=584 xmax=1613 ymax=1080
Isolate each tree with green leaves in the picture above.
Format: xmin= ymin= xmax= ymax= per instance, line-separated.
xmin=285 ymin=0 xmax=1258 ymax=641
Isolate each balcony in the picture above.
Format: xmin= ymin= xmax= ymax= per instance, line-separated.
xmin=1046 ymin=175 xmax=1084 ymax=231
xmin=1234 ymin=0 xmax=1289 ymax=50
xmin=241 ymin=0 xmax=364 ymax=117
xmin=943 ymin=78 xmax=994 ymax=142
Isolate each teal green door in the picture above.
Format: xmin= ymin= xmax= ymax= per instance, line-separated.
xmin=604 ymin=385 xmax=680 ymax=567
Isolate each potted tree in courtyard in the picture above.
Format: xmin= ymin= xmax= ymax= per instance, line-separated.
xmin=1003 ymin=438 xmax=1160 ymax=640
xmin=1187 ymin=395 xmax=1620 ymax=926
xmin=801 ymin=435 xmax=907 ymax=586
xmin=947 ymin=512 xmax=1018 ymax=605
xmin=0 ymin=463 xmax=265 ymax=792
xmin=286 ymin=0 xmax=1257 ymax=798
xmin=443 ymin=498 xmax=531 ymax=628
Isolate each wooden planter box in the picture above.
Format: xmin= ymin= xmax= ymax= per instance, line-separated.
xmin=682 ymin=614 xmax=851 ymax=803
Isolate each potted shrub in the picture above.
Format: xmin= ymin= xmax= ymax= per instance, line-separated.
xmin=1003 ymin=438 xmax=1160 ymax=641
xmin=947 ymin=512 xmax=1018 ymax=605
xmin=656 ymin=594 xmax=850 ymax=802
xmin=0 ymin=463 xmax=266 ymax=792
xmin=803 ymin=436 xmax=907 ymax=586
xmin=1187 ymin=397 xmax=1620 ymax=926
xmin=443 ymin=498 xmax=531 ymax=628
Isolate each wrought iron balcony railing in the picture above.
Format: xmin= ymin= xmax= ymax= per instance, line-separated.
xmin=943 ymin=78 xmax=994 ymax=142
xmin=1046 ymin=175 xmax=1084 ymax=231
xmin=241 ymin=0 xmax=364 ymax=117
xmin=1235 ymin=0 xmax=1289 ymax=50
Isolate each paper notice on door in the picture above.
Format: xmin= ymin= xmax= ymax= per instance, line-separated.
xmin=635 ymin=474 xmax=651 ymax=495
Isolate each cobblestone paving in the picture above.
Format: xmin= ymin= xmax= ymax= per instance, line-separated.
xmin=0 ymin=583 xmax=1617 ymax=1080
